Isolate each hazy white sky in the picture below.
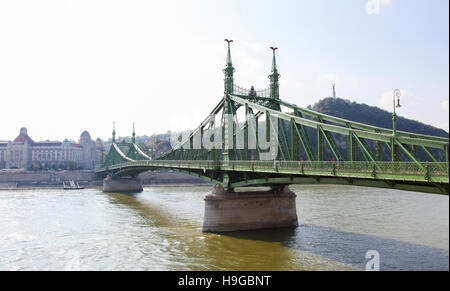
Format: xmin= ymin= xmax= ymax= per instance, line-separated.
xmin=0 ymin=0 xmax=448 ymax=142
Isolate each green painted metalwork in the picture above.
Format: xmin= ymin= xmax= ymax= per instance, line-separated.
xmin=97 ymin=159 xmax=449 ymax=194
xmin=269 ymin=47 xmax=280 ymax=100
xmin=96 ymin=42 xmax=449 ymax=195
xmin=224 ymin=39 xmax=235 ymax=95
xmin=131 ymin=123 xmax=136 ymax=144
xmin=112 ymin=122 xmax=116 ymax=143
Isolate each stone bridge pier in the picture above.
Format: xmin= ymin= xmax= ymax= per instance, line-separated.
xmin=102 ymin=175 xmax=143 ymax=193
xmin=202 ymin=184 xmax=298 ymax=233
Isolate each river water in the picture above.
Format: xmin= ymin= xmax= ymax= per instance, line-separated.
xmin=0 ymin=185 xmax=448 ymax=271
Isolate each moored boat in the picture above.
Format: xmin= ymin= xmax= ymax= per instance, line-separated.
xmin=63 ymin=180 xmax=84 ymax=190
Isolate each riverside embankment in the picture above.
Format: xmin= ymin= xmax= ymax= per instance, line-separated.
xmin=0 ymin=170 xmax=206 ymax=189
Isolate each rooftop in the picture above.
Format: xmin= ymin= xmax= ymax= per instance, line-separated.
xmin=13 ymin=135 xmax=35 ymax=144
xmin=2 ymin=128 xmax=96 ymax=148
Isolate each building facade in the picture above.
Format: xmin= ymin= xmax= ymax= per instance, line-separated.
xmin=0 ymin=128 xmax=103 ymax=170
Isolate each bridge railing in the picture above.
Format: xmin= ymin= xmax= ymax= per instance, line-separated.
xmin=101 ymin=160 xmax=448 ymax=183
xmin=234 ymin=160 xmax=447 ymax=177
xmin=233 ymin=85 xmax=271 ymax=98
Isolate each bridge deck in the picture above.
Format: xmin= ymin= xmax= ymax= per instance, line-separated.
xmin=96 ymin=160 xmax=448 ymax=186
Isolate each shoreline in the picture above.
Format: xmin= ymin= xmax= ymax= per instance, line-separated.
xmin=0 ymin=183 xmax=212 ymax=191
xmin=0 ymin=170 xmax=209 ymax=191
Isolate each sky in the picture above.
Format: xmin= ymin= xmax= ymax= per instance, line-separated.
xmin=0 ymin=0 xmax=448 ymax=142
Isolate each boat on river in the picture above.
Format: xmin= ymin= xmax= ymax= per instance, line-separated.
xmin=63 ymin=180 xmax=84 ymax=190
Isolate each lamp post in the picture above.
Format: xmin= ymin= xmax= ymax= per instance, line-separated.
xmin=392 ymin=89 xmax=401 ymax=136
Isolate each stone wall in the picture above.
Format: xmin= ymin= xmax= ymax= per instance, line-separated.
xmin=0 ymin=171 xmax=98 ymax=187
xmin=0 ymin=170 xmax=208 ymax=188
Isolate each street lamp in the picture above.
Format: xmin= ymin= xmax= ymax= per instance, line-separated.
xmin=392 ymin=89 xmax=401 ymax=136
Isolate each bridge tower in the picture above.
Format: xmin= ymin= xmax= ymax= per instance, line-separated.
xmin=269 ymin=47 xmax=280 ymax=100
xmin=102 ymin=122 xmax=143 ymax=193
xmin=222 ymin=39 xmax=235 ymax=187
xmin=203 ymin=42 xmax=298 ymax=233
xmin=223 ymin=39 xmax=235 ymax=95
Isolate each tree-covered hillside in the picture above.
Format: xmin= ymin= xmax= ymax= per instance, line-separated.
xmin=309 ymin=98 xmax=449 ymax=138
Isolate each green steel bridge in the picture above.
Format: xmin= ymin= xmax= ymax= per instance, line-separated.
xmin=96 ymin=41 xmax=449 ymax=195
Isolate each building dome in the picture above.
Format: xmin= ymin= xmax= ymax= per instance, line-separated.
xmin=80 ymin=130 xmax=91 ymax=140
xmin=62 ymin=138 xmax=71 ymax=147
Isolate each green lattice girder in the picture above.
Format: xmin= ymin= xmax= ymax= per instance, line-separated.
xmin=231 ymin=95 xmax=447 ymax=150
xmin=229 ymin=95 xmax=448 ymax=169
